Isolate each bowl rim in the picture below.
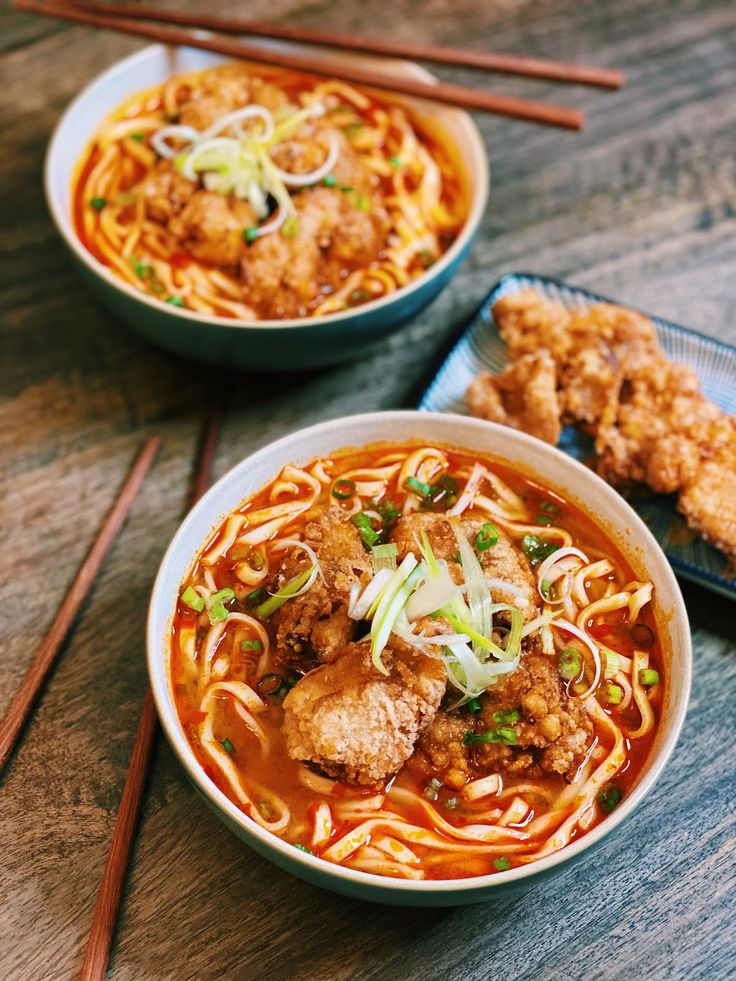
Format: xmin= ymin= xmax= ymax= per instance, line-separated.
xmin=146 ymin=409 xmax=691 ymax=896
xmin=44 ymin=42 xmax=489 ymax=331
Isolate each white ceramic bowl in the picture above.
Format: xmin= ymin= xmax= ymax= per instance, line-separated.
xmin=45 ymin=44 xmax=488 ymax=370
xmin=147 ymin=411 xmax=691 ymax=904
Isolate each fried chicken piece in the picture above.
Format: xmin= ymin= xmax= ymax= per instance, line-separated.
xmin=270 ymin=506 xmax=372 ymax=664
xmin=177 ymin=67 xmax=252 ymax=131
xmin=240 ymin=187 xmax=389 ymax=317
xmin=417 ymin=654 xmax=593 ymax=785
xmin=168 ymin=191 xmax=258 ymax=267
xmin=678 ymin=436 xmax=736 ymax=557
xmin=391 ymin=512 xmax=539 ymax=621
xmin=137 ymin=161 xmax=196 ymax=223
xmin=466 ymin=353 xmax=562 ymax=445
xmin=282 ymin=639 xmax=446 ymax=784
xmin=567 ymin=302 xmax=660 ymax=373
xmin=493 ymin=288 xmax=573 ymax=361
xmin=558 ymin=339 xmax=621 ymax=426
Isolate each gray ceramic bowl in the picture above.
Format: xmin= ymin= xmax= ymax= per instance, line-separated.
xmin=45 ymin=44 xmax=488 ymax=370
xmin=147 ymin=411 xmax=691 ymax=905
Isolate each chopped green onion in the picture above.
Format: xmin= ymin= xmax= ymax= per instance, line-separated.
xmin=494 ymin=857 xmax=511 ymax=872
xmin=256 ymin=567 xmax=314 ymax=618
xmin=331 ymin=478 xmax=356 ymax=500
xmin=340 ymin=185 xmax=354 ymax=193
xmin=281 ymin=216 xmax=300 ymax=238
xmin=536 ymin=515 xmax=554 ymax=526
xmin=540 ymin=500 xmax=559 ymax=514
xmin=405 ymin=475 xmax=433 ymax=499
xmin=90 ymin=196 xmax=106 ymax=211
xmin=257 ymin=673 xmax=284 ymax=696
xmin=492 ymin=708 xmax=521 ymax=726
xmin=130 ymin=132 xmax=146 ymax=142
xmin=293 ymin=843 xmax=314 ymax=854
xmin=604 ymin=651 xmax=620 ymax=679
xmin=220 ymin=738 xmax=235 ymax=754
xmin=429 ymin=474 xmax=458 ymax=509
xmin=240 ymin=639 xmax=263 ymax=652
xmin=597 ymin=784 xmax=622 ymax=813
xmin=423 ymin=778 xmax=442 ymax=801
xmin=417 ymin=249 xmax=433 ymax=267
xmin=180 ymin=586 xmax=205 ymax=613
xmin=639 ymin=668 xmax=660 ymax=686
xmin=352 ymin=512 xmax=381 ymax=549
xmin=389 ymin=155 xmax=402 ymax=168
xmin=246 ymin=586 xmax=266 ymax=606
xmin=248 ymin=548 xmax=265 ymax=571
xmin=372 ymin=542 xmax=398 ymax=572
xmin=605 ymin=682 xmax=624 ymax=705
xmin=521 ymin=534 xmax=561 ymax=565
xmin=257 ymin=800 xmax=273 ymax=819
xmin=466 ymin=697 xmax=482 ymax=714
xmin=558 ymin=648 xmax=582 ymax=682
xmin=540 ymin=579 xmax=552 ymax=599
xmin=354 ymin=192 xmax=371 ymax=212
xmin=166 ymin=295 xmax=184 ymax=307
xmin=129 ymin=255 xmax=151 ymax=280
xmin=376 ymin=498 xmax=400 ymax=530
xmin=243 ymin=226 xmax=259 ymax=243
xmin=444 ymin=797 xmax=458 ymax=810
xmin=475 ymin=522 xmax=499 ymax=551
xmin=322 ymin=174 xmax=337 ymax=187
xmin=463 ymin=728 xmax=517 ymax=747
xmin=207 ymin=587 xmax=235 ymax=624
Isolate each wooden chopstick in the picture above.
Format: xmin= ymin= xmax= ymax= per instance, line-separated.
xmin=13 ymin=0 xmax=586 ymax=129
xmin=64 ymin=0 xmax=624 ymax=89
xmin=79 ymin=402 xmax=223 ymax=981
xmin=0 ymin=436 xmax=161 ymax=775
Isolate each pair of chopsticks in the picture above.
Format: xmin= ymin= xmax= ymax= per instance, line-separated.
xmin=14 ymin=0 xmax=624 ymax=130
xmin=80 ymin=403 xmax=222 ymax=981
xmin=0 ymin=408 xmax=222 ymax=981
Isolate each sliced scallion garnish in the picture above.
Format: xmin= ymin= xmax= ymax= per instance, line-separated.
xmin=180 ymin=586 xmax=205 ymax=613
xmin=475 ymin=522 xmax=499 ymax=552
xmin=331 ymin=478 xmax=356 ymax=500
xmin=207 ymin=587 xmax=235 ymax=624
xmin=492 ymin=707 xmax=521 ymax=726
xmin=639 ymin=668 xmax=660 ymax=686
xmin=255 ymin=566 xmax=315 ymax=619
xmin=405 ymin=475 xmax=433 ymax=499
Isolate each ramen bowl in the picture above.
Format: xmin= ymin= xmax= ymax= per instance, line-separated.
xmin=45 ymin=44 xmax=488 ymax=371
xmin=147 ymin=410 xmax=691 ymax=905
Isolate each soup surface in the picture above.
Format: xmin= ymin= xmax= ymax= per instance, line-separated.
xmin=73 ymin=64 xmax=467 ymax=320
xmin=171 ymin=442 xmax=663 ymax=880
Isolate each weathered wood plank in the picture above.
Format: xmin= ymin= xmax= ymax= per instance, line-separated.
xmin=1 ymin=0 xmax=735 ymax=978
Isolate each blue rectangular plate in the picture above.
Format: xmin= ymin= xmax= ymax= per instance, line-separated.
xmin=418 ymin=272 xmax=736 ymax=599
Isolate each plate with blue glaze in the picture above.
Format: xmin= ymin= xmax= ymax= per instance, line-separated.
xmin=417 ymin=272 xmax=736 ymax=599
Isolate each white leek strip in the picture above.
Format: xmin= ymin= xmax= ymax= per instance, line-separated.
xmin=604 ymin=650 xmax=621 ymax=679
xmin=271 ymin=130 xmax=340 ymax=187
xmin=347 ymin=568 xmax=393 ymax=621
xmin=486 ymin=578 xmax=529 ymax=599
xmin=452 ymin=519 xmax=493 ymax=659
xmin=448 ymin=462 xmax=486 ymax=516
xmin=521 ymin=610 xmax=559 ymax=639
xmin=150 ymin=123 xmax=200 ymax=158
xmin=270 ymin=538 xmax=326 ymax=584
xmin=372 ymin=542 xmax=398 ymax=573
xmin=180 ymin=137 xmax=241 ymax=180
xmin=442 ymin=641 xmax=521 ymax=702
xmin=550 ymin=618 xmax=601 ymax=698
xmin=371 ymin=560 xmax=423 ymax=674
xmin=201 ymin=105 xmax=275 ymax=142
xmin=423 ymin=632 xmax=473 ymax=646
xmin=405 ymin=566 xmax=461 ymax=621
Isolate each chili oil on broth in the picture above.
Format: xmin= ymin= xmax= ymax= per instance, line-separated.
xmin=170 ymin=442 xmax=664 ymax=881
xmin=71 ymin=63 xmax=468 ymax=322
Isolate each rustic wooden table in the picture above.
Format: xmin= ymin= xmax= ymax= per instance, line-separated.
xmin=2 ymin=0 xmax=735 ymax=978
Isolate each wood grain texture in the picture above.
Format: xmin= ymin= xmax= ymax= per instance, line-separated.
xmin=1 ymin=1 xmax=735 ymax=979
